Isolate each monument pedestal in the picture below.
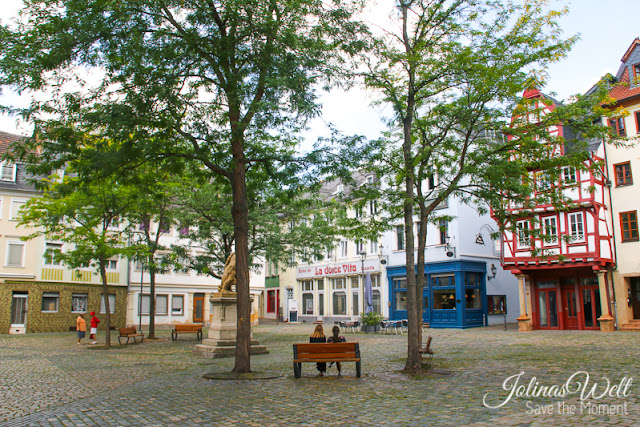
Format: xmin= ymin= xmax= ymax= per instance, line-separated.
xmin=193 ymin=292 xmax=268 ymax=359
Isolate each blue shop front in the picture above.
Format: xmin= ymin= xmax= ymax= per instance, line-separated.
xmin=387 ymin=260 xmax=488 ymax=328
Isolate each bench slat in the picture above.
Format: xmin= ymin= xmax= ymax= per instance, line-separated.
xmin=294 ymin=357 xmax=360 ymax=363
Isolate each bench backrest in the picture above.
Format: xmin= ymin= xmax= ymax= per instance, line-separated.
xmin=175 ymin=324 xmax=202 ymax=332
xmin=293 ymin=342 xmax=360 ymax=360
xmin=119 ymin=327 xmax=137 ymax=335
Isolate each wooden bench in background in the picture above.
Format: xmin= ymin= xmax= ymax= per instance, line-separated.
xmin=292 ymin=342 xmax=361 ymax=378
xmin=171 ymin=324 xmax=203 ymax=341
xmin=118 ymin=326 xmax=144 ymax=345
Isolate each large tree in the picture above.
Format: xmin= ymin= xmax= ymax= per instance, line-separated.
xmin=364 ymin=0 xmax=617 ymax=372
xmin=0 ymin=0 xmax=366 ymax=372
xmin=18 ymin=171 xmax=136 ymax=348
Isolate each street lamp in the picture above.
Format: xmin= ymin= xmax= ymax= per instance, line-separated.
xmin=359 ymin=249 xmax=366 ymax=316
xmin=378 ymin=244 xmax=386 ymax=264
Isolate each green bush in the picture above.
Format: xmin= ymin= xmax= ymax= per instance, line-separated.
xmin=360 ymin=311 xmax=384 ymax=326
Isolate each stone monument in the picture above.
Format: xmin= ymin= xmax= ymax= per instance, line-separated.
xmin=194 ymin=253 xmax=268 ymax=358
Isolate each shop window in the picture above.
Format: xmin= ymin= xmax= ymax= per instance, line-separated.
xmin=352 ymin=292 xmax=359 ymax=316
xmin=316 ymin=279 xmax=324 ymax=291
xmin=433 ymin=290 xmax=456 ymax=310
xmin=621 ymin=211 xmax=639 ymax=242
xmin=172 ymin=295 xmax=184 ymax=315
xmin=302 ymin=293 xmax=314 ymax=315
xmin=465 ymin=272 xmax=481 ymax=287
xmin=333 ymin=291 xmax=346 ymax=315
xmin=41 ymin=292 xmax=59 ymax=312
xmin=465 ymin=289 xmax=481 ymax=309
xmin=488 ymin=295 xmax=506 ymax=314
xmin=568 ymin=212 xmax=585 ymax=242
xmin=72 ymin=293 xmax=88 ymax=313
xmin=100 ymin=294 xmax=116 ymax=314
xmin=301 ymin=280 xmax=313 ymax=291
xmin=318 ymin=293 xmax=324 ymax=316
xmin=372 ymin=290 xmax=381 ymax=314
xmin=332 ymin=278 xmax=346 ymax=290
xmin=156 ymin=295 xmax=168 ymax=315
xmin=351 ymin=277 xmax=359 ymax=289
xmin=395 ymin=290 xmax=407 ymax=311
xmin=393 ymin=278 xmax=407 ymax=289
xmin=614 ymin=162 xmax=633 ymax=186
xmin=432 ymin=275 xmax=455 ymax=287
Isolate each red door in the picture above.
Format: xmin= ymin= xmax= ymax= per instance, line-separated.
xmin=193 ymin=294 xmax=204 ymax=323
xmin=562 ymin=289 xmax=578 ymax=329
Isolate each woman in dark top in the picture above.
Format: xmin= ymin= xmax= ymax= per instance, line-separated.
xmin=309 ymin=325 xmax=327 ymax=376
xmin=327 ymin=325 xmax=347 ymax=375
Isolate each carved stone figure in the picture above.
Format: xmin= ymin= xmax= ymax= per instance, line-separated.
xmin=219 ymin=252 xmax=237 ymax=292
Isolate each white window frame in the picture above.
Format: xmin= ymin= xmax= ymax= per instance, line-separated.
xmin=43 ymin=243 xmax=63 ymax=267
xmin=10 ymin=199 xmax=26 ymax=220
xmin=568 ymin=212 xmax=585 ymax=243
xmin=0 ymin=162 xmax=17 ymax=182
xmin=6 ymin=241 xmax=25 ymax=267
xmin=100 ymin=294 xmax=116 ymax=314
xmin=41 ymin=292 xmax=59 ymax=313
xmin=563 ymin=166 xmax=577 ymax=184
xmin=516 ymin=220 xmax=531 ymax=249
xmin=140 ymin=294 xmax=151 ymax=315
xmin=340 ymin=240 xmax=348 ymax=258
xmin=171 ymin=295 xmax=184 ymax=315
xmin=542 ymin=216 xmax=558 ymax=245
xmin=106 ymin=258 xmax=118 ymax=271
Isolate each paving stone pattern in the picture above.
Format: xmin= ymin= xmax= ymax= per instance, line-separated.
xmin=1 ymin=324 xmax=639 ymax=426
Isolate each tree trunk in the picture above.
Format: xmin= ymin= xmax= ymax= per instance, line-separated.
xmin=100 ymin=263 xmax=111 ymax=348
xmin=231 ymin=137 xmax=251 ymax=374
xmin=148 ymin=262 xmax=156 ymax=339
xmin=401 ymin=2 xmax=422 ymax=373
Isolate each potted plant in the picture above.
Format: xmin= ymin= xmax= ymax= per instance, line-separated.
xmin=360 ymin=312 xmax=384 ymax=333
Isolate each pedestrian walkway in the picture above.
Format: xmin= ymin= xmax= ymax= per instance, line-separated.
xmin=1 ymin=324 xmax=638 ymax=426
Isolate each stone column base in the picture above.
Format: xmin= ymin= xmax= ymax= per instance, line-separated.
xmin=517 ymin=315 xmax=533 ymax=332
xmin=598 ymin=314 xmax=615 ymax=332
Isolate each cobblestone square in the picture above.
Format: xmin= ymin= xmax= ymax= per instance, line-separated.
xmin=1 ymin=324 xmax=638 ymax=426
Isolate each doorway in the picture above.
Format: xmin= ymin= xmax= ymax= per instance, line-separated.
xmin=537 ymin=288 xmax=559 ymax=329
xmin=193 ymin=293 xmax=204 ymax=323
xmin=562 ymin=288 xmax=578 ymax=329
xmin=631 ymin=277 xmax=640 ymax=319
xmin=11 ymin=292 xmax=28 ymax=333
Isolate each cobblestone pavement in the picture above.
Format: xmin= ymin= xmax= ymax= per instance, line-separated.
xmin=1 ymin=323 xmax=639 ymax=426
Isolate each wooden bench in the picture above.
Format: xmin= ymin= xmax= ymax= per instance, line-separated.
xmin=118 ymin=327 xmax=144 ymax=345
xmin=171 ymin=324 xmax=203 ymax=341
xmin=419 ymin=335 xmax=434 ymax=366
xmin=292 ymin=342 xmax=361 ymax=378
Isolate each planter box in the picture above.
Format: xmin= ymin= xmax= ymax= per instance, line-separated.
xmin=361 ymin=325 xmax=380 ymax=333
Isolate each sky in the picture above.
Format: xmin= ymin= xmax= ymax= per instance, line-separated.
xmin=0 ymin=0 xmax=638 ymax=142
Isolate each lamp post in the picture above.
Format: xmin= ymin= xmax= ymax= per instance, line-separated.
xmin=359 ymin=249 xmax=366 ymax=316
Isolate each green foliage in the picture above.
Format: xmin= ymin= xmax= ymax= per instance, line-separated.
xmin=360 ymin=311 xmax=384 ymax=326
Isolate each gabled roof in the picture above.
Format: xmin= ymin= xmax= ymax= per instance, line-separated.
xmin=620 ymin=38 xmax=640 ymax=64
xmin=0 ymin=130 xmax=26 ymax=157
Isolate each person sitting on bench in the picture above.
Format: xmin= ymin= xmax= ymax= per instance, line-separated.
xmin=309 ymin=325 xmax=327 ymax=376
xmin=327 ymin=325 xmax=347 ymax=375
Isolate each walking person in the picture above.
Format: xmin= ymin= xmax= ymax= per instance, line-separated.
xmin=89 ymin=311 xmax=100 ymax=345
xmin=76 ymin=313 xmax=86 ymax=345
xmin=327 ymin=325 xmax=347 ymax=375
xmin=309 ymin=325 xmax=327 ymax=376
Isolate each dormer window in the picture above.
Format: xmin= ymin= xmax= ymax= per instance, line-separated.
xmin=0 ymin=162 xmax=16 ymax=182
xmin=633 ymin=64 xmax=640 ymax=83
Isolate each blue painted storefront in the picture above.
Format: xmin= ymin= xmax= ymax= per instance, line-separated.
xmin=387 ymin=260 xmax=488 ymax=328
